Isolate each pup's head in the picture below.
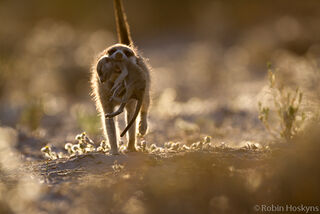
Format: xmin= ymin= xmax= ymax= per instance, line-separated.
xmin=96 ymin=44 xmax=137 ymax=83
xmin=96 ymin=56 xmax=114 ymax=83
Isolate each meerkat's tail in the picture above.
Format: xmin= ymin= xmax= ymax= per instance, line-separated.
xmin=113 ymin=0 xmax=132 ymax=45
xmin=120 ymin=98 xmax=142 ymax=137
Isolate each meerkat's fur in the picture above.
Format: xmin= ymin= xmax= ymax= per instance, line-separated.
xmin=91 ymin=0 xmax=151 ymax=155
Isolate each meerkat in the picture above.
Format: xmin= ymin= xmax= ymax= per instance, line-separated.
xmin=91 ymin=0 xmax=151 ymax=154
xmin=106 ymin=59 xmax=146 ymax=138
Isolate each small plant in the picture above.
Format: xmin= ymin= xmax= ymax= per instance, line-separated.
xmin=96 ymin=140 xmax=110 ymax=153
xmin=137 ymin=140 xmax=147 ymax=152
xmin=41 ymin=145 xmax=59 ymax=160
xmin=258 ymin=64 xmax=305 ymax=141
xmin=65 ymin=132 xmax=96 ymax=156
xmin=41 ymin=132 xmax=99 ymax=159
xmin=19 ymin=97 xmax=44 ymax=132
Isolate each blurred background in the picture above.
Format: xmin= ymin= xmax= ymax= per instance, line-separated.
xmin=0 ymin=0 xmax=320 ymax=146
xmin=1 ymin=1 xmax=320 ymax=214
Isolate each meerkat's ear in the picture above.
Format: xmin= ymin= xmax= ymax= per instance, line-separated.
xmin=97 ymin=59 xmax=104 ymax=76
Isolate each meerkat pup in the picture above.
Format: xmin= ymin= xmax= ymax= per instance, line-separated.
xmin=96 ymin=56 xmax=128 ymax=86
xmin=106 ymin=59 xmax=147 ymax=138
xmin=91 ymin=0 xmax=151 ymax=154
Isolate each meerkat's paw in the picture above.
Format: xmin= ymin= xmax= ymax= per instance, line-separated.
xmin=123 ymin=146 xmax=137 ymax=153
xmin=109 ymin=149 xmax=120 ymax=155
xmin=138 ymin=120 xmax=148 ymax=136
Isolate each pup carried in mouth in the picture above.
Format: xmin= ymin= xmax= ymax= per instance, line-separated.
xmin=103 ymin=57 xmax=147 ymax=138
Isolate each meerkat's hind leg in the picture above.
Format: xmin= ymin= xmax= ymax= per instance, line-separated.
xmin=110 ymin=96 xmax=122 ymax=103
xmin=109 ymin=83 xmax=125 ymax=102
xmin=139 ymin=89 xmax=150 ymax=136
xmin=125 ymin=100 xmax=137 ymax=152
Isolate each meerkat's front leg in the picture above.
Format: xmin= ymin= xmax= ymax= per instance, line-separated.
xmin=126 ymin=100 xmax=137 ymax=151
xmin=102 ymin=104 xmax=119 ymax=155
xmin=105 ymin=117 xmax=119 ymax=155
